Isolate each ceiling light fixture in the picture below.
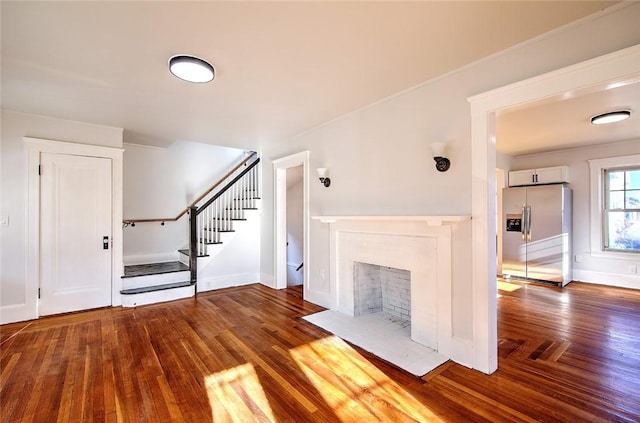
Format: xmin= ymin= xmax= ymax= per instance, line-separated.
xmin=168 ymin=55 xmax=215 ymax=83
xmin=590 ymin=110 xmax=631 ymax=125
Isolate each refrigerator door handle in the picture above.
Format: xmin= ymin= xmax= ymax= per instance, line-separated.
xmin=527 ymin=205 xmax=532 ymax=241
xmin=521 ymin=205 xmax=526 ymax=241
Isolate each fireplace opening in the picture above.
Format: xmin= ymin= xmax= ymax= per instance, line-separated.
xmin=353 ymin=262 xmax=411 ymax=323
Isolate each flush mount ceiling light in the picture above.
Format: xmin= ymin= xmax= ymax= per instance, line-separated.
xmin=590 ymin=110 xmax=631 ymax=125
xmin=168 ymin=55 xmax=215 ymax=83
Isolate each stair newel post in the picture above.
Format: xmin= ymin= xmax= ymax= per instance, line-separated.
xmin=236 ymin=180 xmax=240 ymax=218
xmin=189 ymin=205 xmax=198 ymax=291
xmin=224 ymin=190 xmax=232 ymax=231
xmin=232 ymin=181 xmax=237 ymax=220
xmin=241 ymin=174 xmax=246 ymax=211
xmin=237 ymin=179 xmax=241 ymax=218
xmin=254 ymin=164 xmax=259 ymax=199
xmin=252 ymin=165 xmax=258 ymax=199
xmin=214 ymin=199 xmax=219 ymax=243
xmin=250 ymin=165 xmax=255 ymax=200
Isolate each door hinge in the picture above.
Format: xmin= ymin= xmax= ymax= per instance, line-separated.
xmin=38 ymin=165 xmax=41 ymax=176
xmin=38 ymin=288 xmax=41 ymax=299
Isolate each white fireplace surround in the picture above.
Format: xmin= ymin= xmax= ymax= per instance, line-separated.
xmin=312 ymin=215 xmax=471 ymax=360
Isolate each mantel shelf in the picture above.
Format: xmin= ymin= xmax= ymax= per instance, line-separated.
xmin=311 ymin=215 xmax=471 ymax=226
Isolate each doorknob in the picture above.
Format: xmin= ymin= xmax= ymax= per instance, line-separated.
xmin=103 ymin=236 xmax=109 ymax=250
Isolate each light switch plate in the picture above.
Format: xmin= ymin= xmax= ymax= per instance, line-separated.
xmin=0 ymin=216 xmax=8 ymax=227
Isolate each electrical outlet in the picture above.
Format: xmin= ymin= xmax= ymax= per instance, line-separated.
xmin=0 ymin=216 xmax=8 ymax=227
xmin=629 ymin=265 xmax=638 ymax=275
xmin=574 ymin=255 xmax=583 ymax=263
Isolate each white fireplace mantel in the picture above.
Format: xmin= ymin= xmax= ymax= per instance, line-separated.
xmin=311 ymin=214 xmax=473 ymax=366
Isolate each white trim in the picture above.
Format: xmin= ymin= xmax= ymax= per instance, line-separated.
xmin=260 ymin=272 xmax=275 ymax=289
xmin=588 ymin=154 xmax=640 ymax=255
xmin=311 ymin=215 xmax=470 ymax=224
xmin=0 ymin=304 xmax=32 ymax=325
xmin=23 ymin=137 xmax=124 ymax=323
xmin=272 ymin=151 xmax=310 ymax=291
xmin=469 ymin=44 xmax=640 ymax=375
xmin=198 ymin=273 xmax=260 ymax=292
xmin=122 ymin=142 xmax=167 ymax=150
xmin=573 ymin=269 xmax=640 ymax=290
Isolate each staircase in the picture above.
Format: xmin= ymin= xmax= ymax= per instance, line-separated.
xmin=120 ymin=153 xmax=260 ymax=307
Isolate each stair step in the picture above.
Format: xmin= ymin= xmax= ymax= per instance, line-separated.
xmin=120 ymin=281 xmax=195 ymax=295
xmin=199 ymin=239 xmax=223 ymax=245
xmin=122 ymin=261 xmax=189 ymax=278
xmin=178 ymin=249 xmax=209 ymax=258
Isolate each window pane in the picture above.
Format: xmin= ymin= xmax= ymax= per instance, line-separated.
xmin=608 ymin=171 xmax=624 ymax=190
xmin=627 ymin=170 xmax=640 ymax=190
xmin=609 ymin=191 xmax=624 ymax=209
xmin=606 ymin=211 xmax=640 ymax=251
xmin=626 ymin=190 xmax=640 ymax=209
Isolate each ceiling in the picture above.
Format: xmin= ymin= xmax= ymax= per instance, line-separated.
xmin=1 ymin=1 xmax=621 ymax=151
xmin=496 ymin=80 xmax=640 ymax=156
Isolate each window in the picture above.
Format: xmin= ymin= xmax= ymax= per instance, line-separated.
xmin=589 ymin=154 xmax=640 ymax=257
xmin=604 ymin=167 xmax=640 ymax=252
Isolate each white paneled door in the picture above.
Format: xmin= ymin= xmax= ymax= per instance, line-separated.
xmin=39 ymin=153 xmax=112 ymax=316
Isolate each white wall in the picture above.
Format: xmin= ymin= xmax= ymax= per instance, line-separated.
xmin=0 ymin=110 xmax=123 ymax=308
xmin=197 ymin=210 xmax=261 ymax=291
xmin=510 ymin=138 xmax=640 ymax=289
xmin=122 ymin=141 xmax=246 ymax=264
xmin=258 ymin=3 xmax=640 ymax=346
xmin=286 ymin=168 xmax=304 ymax=286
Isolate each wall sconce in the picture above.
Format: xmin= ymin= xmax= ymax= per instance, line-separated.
xmin=430 ymin=142 xmax=450 ymax=172
xmin=316 ymin=168 xmax=331 ymax=187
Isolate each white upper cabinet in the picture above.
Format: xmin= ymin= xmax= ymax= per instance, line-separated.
xmin=508 ymin=166 xmax=569 ymax=187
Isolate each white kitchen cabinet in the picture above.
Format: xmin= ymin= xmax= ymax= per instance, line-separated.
xmin=508 ymin=166 xmax=569 ymax=186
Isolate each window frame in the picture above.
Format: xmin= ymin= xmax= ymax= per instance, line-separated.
xmin=589 ymin=154 xmax=640 ymax=259
xmin=603 ymin=166 xmax=640 ymax=252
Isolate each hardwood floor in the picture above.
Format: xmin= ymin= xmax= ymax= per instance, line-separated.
xmin=1 ymin=281 xmax=640 ymax=422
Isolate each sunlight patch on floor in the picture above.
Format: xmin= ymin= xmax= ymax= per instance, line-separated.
xmin=498 ymin=281 xmax=522 ymax=292
xmin=289 ymin=335 xmax=444 ymax=422
xmin=303 ymin=310 xmax=448 ymax=376
xmin=205 ymin=363 xmax=276 ymax=422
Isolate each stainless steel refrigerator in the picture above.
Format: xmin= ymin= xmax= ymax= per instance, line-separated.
xmin=501 ymin=184 xmax=572 ymax=286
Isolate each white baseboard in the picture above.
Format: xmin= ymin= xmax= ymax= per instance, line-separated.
xmin=573 ymin=269 xmax=640 ymax=290
xmin=0 ymin=303 xmax=37 ymax=325
xmin=123 ymin=252 xmax=179 ymax=266
xmin=448 ymin=336 xmax=474 ymax=369
xmin=198 ymin=273 xmax=260 ymax=292
xmin=259 ymin=273 xmax=276 ymax=289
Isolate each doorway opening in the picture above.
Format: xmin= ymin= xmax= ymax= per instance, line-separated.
xmin=286 ymin=165 xmax=304 ymax=288
xmin=469 ymin=44 xmax=640 ymax=374
xmin=273 ymin=151 xmax=309 ymax=293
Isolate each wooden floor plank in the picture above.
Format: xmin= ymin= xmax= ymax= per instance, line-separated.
xmin=2 ymin=282 xmax=640 ymax=422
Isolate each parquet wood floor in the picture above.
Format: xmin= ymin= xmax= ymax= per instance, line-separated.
xmin=1 ymin=281 xmax=639 ymax=422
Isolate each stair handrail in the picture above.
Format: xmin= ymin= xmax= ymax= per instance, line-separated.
xmin=123 ymin=151 xmax=257 ymax=226
xmin=194 ymin=157 xmax=260 ymax=216
xmin=189 ymin=155 xmax=261 ymax=286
